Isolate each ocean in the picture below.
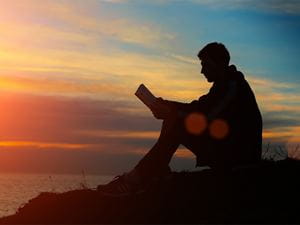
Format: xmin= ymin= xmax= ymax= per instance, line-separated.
xmin=0 ymin=173 xmax=113 ymax=218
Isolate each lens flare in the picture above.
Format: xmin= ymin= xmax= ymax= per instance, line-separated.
xmin=209 ymin=119 xmax=229 ymax=139
xmin=184 ymin=112 xmax=207 ymax=135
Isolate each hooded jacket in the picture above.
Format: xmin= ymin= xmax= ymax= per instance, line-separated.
xmin=166 ymin=65 xmax=262 ymax=168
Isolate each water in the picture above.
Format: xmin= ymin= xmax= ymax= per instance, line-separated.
xmin=0 ymin=173 xmax=113 ymax=218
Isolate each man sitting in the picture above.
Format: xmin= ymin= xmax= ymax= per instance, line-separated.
xmin=98 ymin=42 xmax=262 ymax=196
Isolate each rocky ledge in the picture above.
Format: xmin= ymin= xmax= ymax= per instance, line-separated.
xmin=0 ymin=159 xmax=300 ymax=224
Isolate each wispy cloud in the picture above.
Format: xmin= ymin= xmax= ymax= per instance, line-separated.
xmin=164 ymin=0 xmax=300 ymax=14
xmin=0 ymin=141 xmax=92 ymax=149
xmin=245 ymin=74 xmax=300 ymax=144
xmin=248 ymin=75 xmax=300 ymax=110
xmin=0 ymin=92 xmax=159 ymax=143
xmin=77 ymin=130 xmax=160 ymax=140
xmin=0 ymin=0 xmax=176 ymax=48
xmin=169 ymin=54 xmax=199 ymax=65
xmin=2 ymin=87 xmax=299 ymax=148
xmin=0 ymin=47 xmax=207 ymax=102
xmin=0 ymin=75 xmax=129 ymax=99
xmin=249 ymin=76 xmax=298 ymax=90
xmin=0 ymin=0 xmax=179 ymax=96
xmin=263 ymin=125 xmax=300 ymax=145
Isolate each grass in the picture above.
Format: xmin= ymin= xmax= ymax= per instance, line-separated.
xmin=262 ymin=142 xmax=299 ymax=161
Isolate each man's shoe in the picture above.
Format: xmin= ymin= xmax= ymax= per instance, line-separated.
xmin=97 ymin=173 xmax=145 ymax=197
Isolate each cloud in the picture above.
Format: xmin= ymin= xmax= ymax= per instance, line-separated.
xmin=1 ymin=52 xmax=300 ymax=146
xmin=0 ymin=46 xmax=208 ymax=103
xmin=97 ymin=19 xmax=176 ymax=47
xmin=263 ymin=111 xmax=300 ymax=130
xmin=2 ymin=57 xmax=300 ymax=147
xmin=0 ymin=92 xmax=160 ymax=143
xmin=1 ymin=81 xmax=300 ymax=174
xmin=77 ymin=130 xmax=160 ymax=140
xmin=3 ymin=86 xmax=299 ymax=146
xmin=98 ymin=0 xmax=127 ymax=3
xmin=244 ymin=75 xmax=300 ymax=143
xmin=0 ymin=75 xmax=129 ymax=100
xmin=174 ymin=0 xmax=300 ymax=14
xmin=0 ymin=0 xmax=188 ymax=83
xmin=0 ymin=0 xmax=176 ymax=48
xmin=0 ymin=92 xmax=197 ymax=174
xmin=263 ymin=125 xmax=300 ymax=146
xmin=0 ymin=147 xmax=195 ymax=174
xmin=0 ymin=0 xmax=205 ymax=104
xmin=0 ymin=141 xmax=91 ymax=150
xmin=249 ymin=77 xmax=298 ymax=90
xmin=169 ymin=54 xmax=199 ymax=65
xmin=247 ymin=75 xmax=300 ymax=112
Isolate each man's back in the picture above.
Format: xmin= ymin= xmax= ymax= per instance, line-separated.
xmin=193 ymin=65 xmax=262 ymax=168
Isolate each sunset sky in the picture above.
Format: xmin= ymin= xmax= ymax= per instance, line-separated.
xmin=0 ymin=0 xmax=300 ymax=174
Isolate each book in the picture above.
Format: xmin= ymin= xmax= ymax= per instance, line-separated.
xmin=135 ymin=84 xmax=157 ymax=109
xmin=135 ymin=84 xmax=171 ymax=116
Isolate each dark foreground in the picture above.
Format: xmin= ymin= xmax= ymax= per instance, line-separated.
xmin=1 ymin=159 xmax=300 ymax=224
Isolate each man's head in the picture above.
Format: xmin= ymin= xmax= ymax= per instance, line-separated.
xmin=197 ymin=42 xmax=230 ymax=82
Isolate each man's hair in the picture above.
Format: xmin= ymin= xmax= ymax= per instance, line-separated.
xmin=197 ymin=42 xmax=230 ymax=66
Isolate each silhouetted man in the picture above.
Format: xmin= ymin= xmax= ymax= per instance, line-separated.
xmin=99 ymin=42 xmax=262 ymax=196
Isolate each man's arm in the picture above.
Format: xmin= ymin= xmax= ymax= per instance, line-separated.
xmin=151 ymin=82 xmax=238 ymax=120
xmin=150 ymin=97 xmax=204 ymax=120
xmin=163 ymin=99 xmax=191 ymax=111
xmin=149 ymin=98 xmax=175 ymax=120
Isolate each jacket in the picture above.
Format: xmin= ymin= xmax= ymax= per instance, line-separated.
xmin=167 ymin=65 xmax=262 ymax=168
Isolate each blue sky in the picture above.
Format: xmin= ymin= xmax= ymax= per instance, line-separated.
xmin=102 ymin=0 xmax=300 ymax=80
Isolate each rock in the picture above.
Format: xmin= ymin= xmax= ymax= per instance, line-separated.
xmin=1 ymin=159 xmax=300 ymax=224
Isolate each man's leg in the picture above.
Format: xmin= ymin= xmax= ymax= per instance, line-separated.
xmin=97 ymin=114 xmax=184 ymax=195
xmin=134 ymin=114 xmax=182 ymax=179
xmin=98 ymin=110 xmax=210 ymax=195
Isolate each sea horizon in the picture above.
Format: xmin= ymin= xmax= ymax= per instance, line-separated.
xmin=0 ymin=172 xmax=113 ymax=218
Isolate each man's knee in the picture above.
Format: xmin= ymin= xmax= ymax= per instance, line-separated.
xmin=162 ymin=114 xmax=186 ymax=135
xmin=155 ymin=116 xmax=185 ymax=147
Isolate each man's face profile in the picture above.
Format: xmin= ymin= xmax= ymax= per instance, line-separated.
xmin=200 ymin=57 xmax=218 ymax=82
xmin=200 ymin=56 xmax=226 ymax=83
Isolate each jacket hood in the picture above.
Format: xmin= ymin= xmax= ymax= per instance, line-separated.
xmin=227 ymin=64 xmax=244 ymax=81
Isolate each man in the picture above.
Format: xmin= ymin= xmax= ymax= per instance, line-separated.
xmin=98 ymin=42 xmax=262 ymax=196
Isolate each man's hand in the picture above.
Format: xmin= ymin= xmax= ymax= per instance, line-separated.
xmin=150 ymin=97 xmax=171 ymax=120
